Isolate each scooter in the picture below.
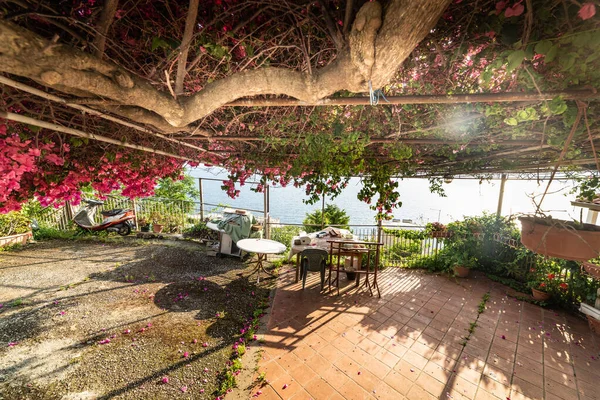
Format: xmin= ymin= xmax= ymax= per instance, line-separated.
xmin=73 ymin=199 xmax=135 ymax=236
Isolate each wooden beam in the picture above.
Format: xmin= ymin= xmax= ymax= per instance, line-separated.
xmin=224 ymin=89 xmax=598 ymax=107
xmin=0 ymin=111 xmax=195 ymax=161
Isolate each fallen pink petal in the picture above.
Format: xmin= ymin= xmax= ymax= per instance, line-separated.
xmin=161 ymin=376 xmax=169 ymax=384
xmin=282 ymin=384 xmax=288 ymax=389
xmin=579 ymin=3 xmax=596 ymax=20
xmin=180 ymin=386 xmax=187 ymax=393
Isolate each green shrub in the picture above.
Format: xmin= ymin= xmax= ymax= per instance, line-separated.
xmin=33 ymin=227 xmax=78 ymax=241
xmin=183 ymin=221 xmax=219 ymax=240
xmin=384 ymin=240 xmax=422 ymax=261
xmin=0 ymin=212 xmax=31 ymax=236
xmin=303 ymin=204 xmax=350 ymax=233
xmin=270 ymin=225 xmax=301 ymax=249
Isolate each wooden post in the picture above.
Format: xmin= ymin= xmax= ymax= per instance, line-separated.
xmin=496 ymin=173 xmax=508 ymax=218
xmin=198 ymin=178 xmax=204 ymax=221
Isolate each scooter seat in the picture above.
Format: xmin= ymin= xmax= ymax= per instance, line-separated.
xmin=101 ymin=209 xmax=124 ymax=217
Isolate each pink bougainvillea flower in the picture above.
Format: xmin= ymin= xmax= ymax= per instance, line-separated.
xmin=227 ymin=388 xmax=233 ymax=393
xmin=183 ymin=352 xmax=189 ymax=358
xmin=505 ymin=2 xmax=524 ymax=17
xmin=357 ymin=371 xmax=361 ymax=375
xmin=501 ymin=335 xmax=506 ymax=340
xmin=282 ymin=384 xmax=289 ymax=389
xmin=253 ymin=335 xmax=258 ymax=341
xmin=98 ymin=339 xmax=111 ymax=344
xmin=199 ymin=389 xmax=205 ymax=393
xmin=161 ymin=376 xmax=169 ymax=384
xmin=202 ymin=342 xmax=209 ymax=347
xmin=123 ymin=329 xmax=131 ymax=334
xmin=203 ymin=378 xmax=208 ymax=383
xmin=146 ymin=323 xmax=152 ymax=328
xmin=59 ymin=311 xmax=66 ymax=315
xmin=204 ymin=367 xmax=209 ymax=372
xmin=8 ymin=342 xmax=18 ymax=347
xmin=180 ymin=386 xmax=188 ymax=393
xmin=410 ymin=369 xmax=415 ymax=372
xmin=579 ymin=3 xmax=596 ymax=20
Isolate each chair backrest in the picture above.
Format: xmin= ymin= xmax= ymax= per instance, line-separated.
xmin=300 ymin=248 xmax=328 ymax=272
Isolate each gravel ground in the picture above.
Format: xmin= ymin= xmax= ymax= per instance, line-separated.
xmin=0 ymin=238 xmax=273 ymax=400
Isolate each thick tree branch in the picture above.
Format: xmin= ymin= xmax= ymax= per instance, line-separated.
xmin=370 ymin=0 xmax=452 ymax=87
xmin=0 ymin=0 xmax=451 ymax=130
xmin=93 ymin=0 xmax=119 ymax=59
xmin=175 ymin=0 xmax=199 ymax=96
xmin=0 ymin=20 xmax=184 ymax=125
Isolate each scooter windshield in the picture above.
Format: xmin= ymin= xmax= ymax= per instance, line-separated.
xmin=74 ymin=207 xmax=96 ymax=228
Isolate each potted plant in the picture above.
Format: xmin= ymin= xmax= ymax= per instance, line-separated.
xmin=427 ymin=222 xmax=448 ymax=238
xmin=138 ymin=218 xmax=151 ymax=232
xmin=149 ymin=212 xmax=164 ymax=233
xmin=344 ymin=257 xmax=358 ymax=281
xmin=519 ymin=216 xmax=600 ymax=261
xmin=450 ymin=252 xmax=477 ymax=278
xmin=527 ymin=269 xmax=555 ymax=301
xmin=582 ymin=261 xmax=600 ymax=280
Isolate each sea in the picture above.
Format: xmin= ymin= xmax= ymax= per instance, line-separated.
xmin=189 ymin=167 xmax=578 ymax=227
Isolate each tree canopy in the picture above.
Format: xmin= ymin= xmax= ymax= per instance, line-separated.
xmin=0 ymin=0 xmax=599 ymax=218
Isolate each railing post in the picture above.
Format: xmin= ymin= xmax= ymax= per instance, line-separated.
xmin=321 ymin=194 xmax=325 ymax=229
xmin=198 ymin=178 xmax=204 ymax=221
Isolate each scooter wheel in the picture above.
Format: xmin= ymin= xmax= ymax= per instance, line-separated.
xmin=117 ymin=225 xmax=131 ymax=236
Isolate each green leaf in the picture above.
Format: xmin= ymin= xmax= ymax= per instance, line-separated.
xmin=586 ymin=52 xmax=600 ymax=63
xmin=534 ymin=40 xmax=553 ymax=55
xmin=504 ymin=117 xmax=519 ymax=126
xmin=559 ymin=52 xmax=577 ymax=71
xmin=573 ymin=32 xmax=591 ymax=48
xmin=545 ymin=45 xmax=558 ymax=62
xmin=516 ymin=108 xmax=539 ymax=122
xmin=543 ymin=97 xmax=567 ymax=115
xmin=151 ymin=37 xmax=171 ymax=52
xmin=506 ymin=50 xmax=525 ymax=72
xmin=70 ymin=138 xmax=83 ymax=147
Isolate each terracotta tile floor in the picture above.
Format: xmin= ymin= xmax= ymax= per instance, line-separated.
xmin=253 ymin=267 xmax=600 ymax=400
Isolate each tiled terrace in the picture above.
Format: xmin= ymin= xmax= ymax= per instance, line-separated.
xmin=253 ymin=267 xmax=600 ymax=400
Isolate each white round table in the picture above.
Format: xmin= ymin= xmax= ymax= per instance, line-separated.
xmin=237 ymin=239 xmax=286 ymax=282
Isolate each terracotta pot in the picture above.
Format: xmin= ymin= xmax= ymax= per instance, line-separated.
xmin=582 ymin=262 xmax=600 ymax=279
xmin=519 ymin=216 xmax=600 ymax=261
xmin=531 ymin=288 xmax=551 ymax=301
xmin=453 ymin=265 xmax=470 ymax=278
xmin=587 ymin=315 xmax=600 ymax=335
xmin=152 ymin=224 xmax=164 ymax=233
xmin=0 ymin=232 xmax=32 ymax=248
